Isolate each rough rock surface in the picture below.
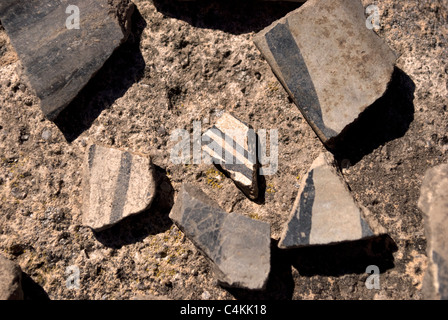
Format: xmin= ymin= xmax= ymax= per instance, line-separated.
xmin=253 ymin=0 xmax=397 ymax=145
xmin=132 ymin=294 xmax=171 ymax=300
xmin=203 ymin=112 xmax=259 ymax=200
xmin=170 ymin=183 xmax=271 ymax=289
xmin=279 ymin=152 xmax=386 ymax=248
xmin=0 ymin=0 xmax=446 ymax=300
xmin=418 ymin=164 xmax=448 ymax=300
xmin=82 ymin=144 xmax=156 ymax=232
xmin=0 ymin=255 xmax=24 ymax=300
xmin=0 ymin=0 xmax=134 ymax=120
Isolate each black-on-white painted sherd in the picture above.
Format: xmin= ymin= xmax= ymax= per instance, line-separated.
xmin=279 ymin=152 xmax=386 ymax=248
xmin=253 ymin=0 xmax=397 ymax=146
xmin=82 ymin=144 xmax=156 ymax=232
xmin=0 ymin=0 xmax=134 ymax=120
xmin=202 ymin=113 xmax=259 ymax=200
xmin=418 ymin=164 xmax=448 ymax=300
xmin=170 ymin=183 xmax=271 ymax=290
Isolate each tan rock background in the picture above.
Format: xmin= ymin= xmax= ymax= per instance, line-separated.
xmin=0 ymin=0 xmax=446 ymax=299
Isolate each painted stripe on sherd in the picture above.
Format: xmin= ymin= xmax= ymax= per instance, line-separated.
xmin=264 ymin=21 xmax=337 ymax=139
xmin=109 ymin=151 xmax=133 ymax=224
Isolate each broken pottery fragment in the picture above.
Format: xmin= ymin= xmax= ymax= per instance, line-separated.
xmin=0 ymin=0 xmax=134 ymax=120
xmin=418 ymin=164 xmax=448 ymax=300
xmin=82 ymin=144 xmax=156 ymax=232
xmin=279 ymin=152 xmax=386 ymax=248
xmin=170 ymin=183 xmax=271 ymax=289
xmin=0 ymin=255 xmax=24 ymax=300
xmin=253 ymin=0 xmax=397 ymax=146
xmin=202 ymin=113 xmax=259 ymax=200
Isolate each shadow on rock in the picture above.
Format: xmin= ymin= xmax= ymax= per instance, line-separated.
xmin=214 ymin=164 xmax=266 ymax=205
xmin=255 ymin=173 xmax=267 ymax=205
xmin=152 ymin=0 xmax=303 ymax=35
xmin=225 ymin=239 xmax=294 ymax=300
xmin=93 ymin=165 xmax=174 ymax=249
xmin=287 ymin=235 xmax=397 ymax=277
xmin=54 ymin=8 xmax=147 ymax=143
xmin=21 ymin=272 xmax=50 ymax=300
xmin=328 ymin=67 xmax=415 ymax=166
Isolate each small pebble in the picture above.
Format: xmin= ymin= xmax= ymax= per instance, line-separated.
xmin=24 ymin=98 xmax=33 ymax=106
xmin=157 ymin=126 xmax=167 ymax=136
xmin=137 ymin=283 xmax=146 ymax=290
xmin=201 ymin=291 xmax=211 ymax=300
xmin=11 ymin=187 xmax=27 ymax=200
xmin=19 ymin=208 xmax=31 ymax=216
xmin=181 ymin=252 xmax=189 ymax=260
xmin=42 ymin=129 xmax=52 ymax=141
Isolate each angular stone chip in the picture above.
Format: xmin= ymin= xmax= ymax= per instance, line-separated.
xmin=418 ymin=164 xmax=448 ymax=300
xmin=253 ymin=0 xmax=397 ymax=145
xmin=0 ymin=0 xmax=134 ymax=120
xmin=202 ymin=113 xmax=259 ymax=200
xmin=0 ymin=255 xmax=24 ymax=300
xmin=170 ymin=183 xmax=271 ymax=290
xmin=82 ymin=144 xmax=156 ymax=232
xmin=279 ymin=152 xmax=386 ymax=248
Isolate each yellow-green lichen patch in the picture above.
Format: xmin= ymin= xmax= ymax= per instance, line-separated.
xmin=205 ymin=168 xmax=225 ymax=189
xmin=266 ymin=183 xmax=276 ymax=194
